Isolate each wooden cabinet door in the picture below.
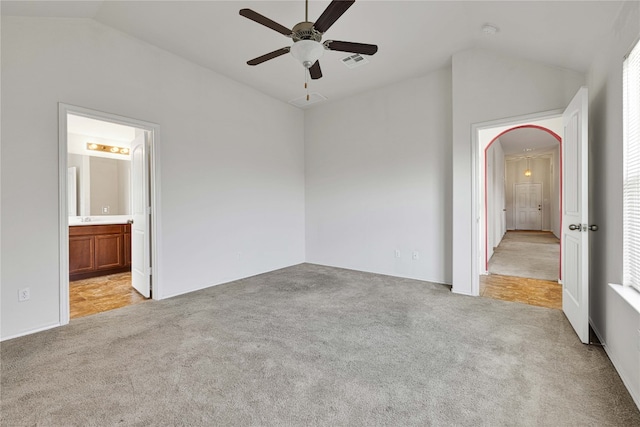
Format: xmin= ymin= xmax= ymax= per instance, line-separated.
xmin=95 ymin=234 xmax=123 ymax=270
xmin=69 ymin=236 xmax=95 ymax=274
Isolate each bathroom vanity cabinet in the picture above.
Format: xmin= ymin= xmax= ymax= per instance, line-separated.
xmin=69 ymin=224 xmax=131 ymax=281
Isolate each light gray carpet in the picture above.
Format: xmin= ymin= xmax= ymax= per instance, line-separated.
xmin=2 ymin=264 xmax=638 ymax=426
xmin=488 ymin=231 xmax=560 ymax=281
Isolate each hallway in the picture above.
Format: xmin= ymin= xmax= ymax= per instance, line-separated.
xmin=483 ymin=231 xmax=561 ymax=309
xmin=488 ymin=231 xmax=559 ymax=281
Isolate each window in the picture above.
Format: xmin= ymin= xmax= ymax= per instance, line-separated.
xmin=623 ymin=39 xmax=640 ymax=292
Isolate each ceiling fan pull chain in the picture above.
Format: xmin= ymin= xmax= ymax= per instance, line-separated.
xmin=305 ymin=68 xmax=310 ymax=101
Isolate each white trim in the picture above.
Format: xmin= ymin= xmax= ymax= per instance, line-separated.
xmin=58 ymin=103 xmax=163 ymax=326
xmin=590 ymin=312 xmax=640 ymax=410
xmin=471 ymin=109 xmax=564 ymax=296
xmin=1 ymin=323 xmax=61 ymax=342
xmin=609 ymin=283 xmax=640 ymax=314
xmin=58 ymin=105 xmax=70 ymax=325
xmin=451 ymin=289 xmax=476 ymax=297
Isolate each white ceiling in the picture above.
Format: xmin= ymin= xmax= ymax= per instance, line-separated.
xmin=67 ymin=114 xmax=137 ymax=143
xmin=499 ymin=127 xmax=560 ymax=157
xmin=1 ymin=1 xmax=624 ymax=108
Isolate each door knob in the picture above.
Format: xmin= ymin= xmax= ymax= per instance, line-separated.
xmin=589 ymin=224 xmax=599 ymax=231
xmin=569 ymin=224 xmax=581 ymax=231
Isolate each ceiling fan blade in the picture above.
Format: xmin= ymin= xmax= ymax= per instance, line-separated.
xmin=324 ymin=40 xmax=378 ymax=55
xmin=309 ymin=61 xmax=322 ymax=80
xmin=247 ymin=47 xmax=291 ymax=66
xmin=313 ymin=0 xmax=355 ymax=33
xmin=239 ymin=8 xmax=292 ymax=36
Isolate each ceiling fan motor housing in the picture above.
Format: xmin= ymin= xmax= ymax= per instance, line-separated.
xmin=292 ymin=22 xmax=323 ymax=42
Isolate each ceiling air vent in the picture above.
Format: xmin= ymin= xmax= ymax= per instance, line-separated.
xmin=341 ymin=54 xmax=369 ymax=69
xmin=289 ymin=92 xmax=327 ymax=108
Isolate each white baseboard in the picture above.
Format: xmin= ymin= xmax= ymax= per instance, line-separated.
xmin=1 ymin=322 xmax=61 ymax=342
xmin=451 ymin=289 xmax=475 ymax=297
xmin=590 ymin=318 xmax=640 ymax=411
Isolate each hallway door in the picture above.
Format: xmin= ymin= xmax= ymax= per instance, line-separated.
xmin=562 ymin=86 xmax=589 ymax=344
xmin=515 ymin=183 xmax=542 ymax=230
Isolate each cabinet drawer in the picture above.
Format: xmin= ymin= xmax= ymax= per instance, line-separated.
xmin=70 ymin=225 xmax=124 ymax=236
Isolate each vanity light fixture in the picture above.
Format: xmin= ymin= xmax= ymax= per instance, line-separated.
xmin=86 ymin=142 xmax=130 ymax=156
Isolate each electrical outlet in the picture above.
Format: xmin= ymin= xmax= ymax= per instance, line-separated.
xmin=412 ymin=251 xmax=419 ymax=260
xmin=18 ymin=288 xmax=30 ymax=302
xmin=102 ymin=206 xmax=110 ymax=214
xmin=395 ymin=249 xmax=401 ymax=258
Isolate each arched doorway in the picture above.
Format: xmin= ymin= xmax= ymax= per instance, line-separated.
xmin=480 ymin=124 xmax=563 ymax=309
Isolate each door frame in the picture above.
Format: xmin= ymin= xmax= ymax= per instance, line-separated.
xmin=471 ymin=109 xmax=563 ymax=295
xmin=58 ymin=103 xmax=162 ymax=325
xmin=514 ymin=182 xmax=543 ymax=230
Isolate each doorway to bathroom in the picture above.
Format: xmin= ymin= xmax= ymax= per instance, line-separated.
xmin=58 ymin=104 xmax=161 ymax=324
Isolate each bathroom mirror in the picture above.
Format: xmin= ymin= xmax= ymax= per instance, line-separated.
xmin=68 ymin=153 xmax=131 ymax=216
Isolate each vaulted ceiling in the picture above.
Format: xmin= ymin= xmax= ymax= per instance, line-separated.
xmin=2 ymin=1 xmax=624 ymax=107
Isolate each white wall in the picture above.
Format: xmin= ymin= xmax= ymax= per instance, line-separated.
xmin=305 ymin=68 xmax=452 ymax=284
xmin=587 ymin=0 xmax=640 ymax=407
xmin=486 ymin=140 xmax=505 ymax=261
xmin=117 ymin=158 xmax=130 ymax=217
xmin=451 ymin=48 xmax=585 ymax=295
xmin=67 ymin=153 xmax=84 ymax=216
xmin=551 ymin=146 xmax=560 ymax=238
xmin=0 ymin=17 xmax=305 ymax=339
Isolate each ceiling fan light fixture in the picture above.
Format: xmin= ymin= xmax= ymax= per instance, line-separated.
xmin=290 ymin=40 xmax=325 ymax=68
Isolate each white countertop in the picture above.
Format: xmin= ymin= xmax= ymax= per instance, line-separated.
xmin=69 ymin=216 xmax=132 ymax=226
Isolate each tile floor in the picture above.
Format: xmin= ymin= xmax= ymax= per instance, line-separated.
xmin=480 ymin=273 xmax=562 ymax=310
xmin=70 ymin=272 xmax=147 ymax=319
xmin=70 ymin=271 xmax=560 ymax=319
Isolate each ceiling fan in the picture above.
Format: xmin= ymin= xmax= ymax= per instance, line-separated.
xmin=239 ymin=0 xmax=378 ymax=81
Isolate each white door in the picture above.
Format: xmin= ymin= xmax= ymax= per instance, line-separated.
xmin=131 ymin=130 xmax=151 ymax=298
xmin=562 ymin=87 xmax=589 ymax=343
xmin=515 ymin=183 xmax=542 ymax=230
